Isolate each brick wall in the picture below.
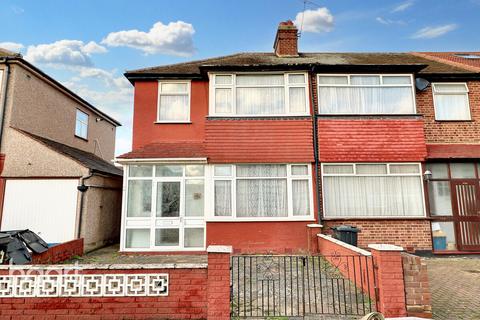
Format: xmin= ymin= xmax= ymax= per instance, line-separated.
xmin=417 ymin=81 xmax=480 ymax=144
xmin=322 ymin=219 xmax=433 ymax=252
xmin=31 ymin=238 xmax=84 ymax=265
xmin=402 ymin=253 xmax=432 ymax=318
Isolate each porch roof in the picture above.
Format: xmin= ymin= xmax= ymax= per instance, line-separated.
xmin=427 ymin=144 xmax=480 ymax=159
xmin=117 ymin=141 xmax=207 ymax=160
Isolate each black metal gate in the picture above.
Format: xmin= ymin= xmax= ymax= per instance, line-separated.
xmin=231 ymin=255 xmax=376 ymax=318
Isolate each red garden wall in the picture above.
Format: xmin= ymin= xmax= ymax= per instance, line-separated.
xmin=402 ymin=252 xmax=432 ymax=318
xmin=31 ymin=238 xmax=84 ymax=264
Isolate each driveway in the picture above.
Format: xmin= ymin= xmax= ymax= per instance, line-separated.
xmin=426 ymin=255 xmax=480 ymax=320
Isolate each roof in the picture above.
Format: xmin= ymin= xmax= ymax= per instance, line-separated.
xmin=117 ymin=141 xmax=206 ymax=160
xmin=125 ymin=52 xmax=475 ymax=80
xmin=427 ymin=144 xmax=480 ymax=159
xmin=413 ymin=52 xmax=480 ymax=72
xmin=0 ymin=49 xmax=121 ymax=126
xmin=17 ymin=129 xmax=123 ymax=176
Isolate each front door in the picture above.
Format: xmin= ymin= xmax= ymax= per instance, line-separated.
xmin=452 ymin=181 xmax=480 ymax=251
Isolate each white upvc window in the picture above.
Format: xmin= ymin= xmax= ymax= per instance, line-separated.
xmin=209 ymin=73 xmax=309 ymax=116
xmin=317 ymin=74 xmax=416 ymax=114
xmin=207 ymin=164 xmax=314 ymax=221
xmin=432 ymin=83 xmax=471 ymax=120
xmin=322 ymin=163 xmax=426 ymax=218
xmin=75 ymin=109 xmax=89 ymax=139
xmin=157 ymin=81 xmax=191 ymax=122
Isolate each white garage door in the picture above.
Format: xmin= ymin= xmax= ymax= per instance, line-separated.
xmin=2 ymin=179 xmax=79 ymax=244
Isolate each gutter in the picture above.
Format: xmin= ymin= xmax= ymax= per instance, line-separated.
xmin=309 ymin=68 xmax=322 ymax=224
xmin=76 ymin=170 xmax=94 ymax=239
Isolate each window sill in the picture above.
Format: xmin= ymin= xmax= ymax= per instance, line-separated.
xmin=322 ymin=216 xmax=427 ymax=220
xmin=206 ymin=217 xmax=316 ymax=222
xmin=317 ymin=114 xmax=423 ymax=119
xmin=74 ymin=135 xmax=88 ymax=142
xmin=434 ymin=119 xmax=473 ymax=122
xmin=154 ymin=121 xmax=192 ymax=124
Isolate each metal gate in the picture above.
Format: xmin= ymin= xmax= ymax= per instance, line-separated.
xmin=231 ymin=255 xmax=376 ymax=318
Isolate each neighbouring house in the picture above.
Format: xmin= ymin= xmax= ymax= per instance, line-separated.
xmin=0 ymin=48 xmax=123 ymax=252
xmin=117 ymin=21 xmax=480 ymax=254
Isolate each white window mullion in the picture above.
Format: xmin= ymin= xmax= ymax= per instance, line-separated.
xmin=232 ymin=165 xmax=237 ymax=218
xmin=150 ymin=179 xmax=157 ymax=249
xmin=287 ymin=165 xmax=293 ymax=217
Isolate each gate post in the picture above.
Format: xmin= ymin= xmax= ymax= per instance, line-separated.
xmin=207 ymin=245 xmax=232 ymax=320
xmin=368 ymin=244 xmax=407 ymax=318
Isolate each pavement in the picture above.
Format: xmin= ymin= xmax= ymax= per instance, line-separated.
xmin=425 ymin=255 xmax=480 ymax=320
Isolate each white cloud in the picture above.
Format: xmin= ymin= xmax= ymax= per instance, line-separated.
xmin=375 ymin=17 xmax=407 ymax=26
xmin=411 ymin=24 xmax=458 ymax=39
xmin=0 ymin=42 xmax=24 ymax=53
xmin=102 ymin=21 xmax=195 ymax=56
xmin=25 ymin=40 xmax=107 ymax=67
xmin=294 ymin=7 xmax=334 ymax=33
xmin=392 ymin=0 xmax=414 ymax=13
xmin=11 ymin=5 xmax=24 ymax=14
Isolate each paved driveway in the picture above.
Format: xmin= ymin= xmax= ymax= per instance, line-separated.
xmin=426 ymin=256 xmax=480 ymax=320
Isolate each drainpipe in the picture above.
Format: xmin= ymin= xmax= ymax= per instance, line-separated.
xmin=0 ymin=58 xmax=11 ymax=173
xmin=309 ymin=67 xmax=322 ymax=224
xmin=76 ymin=170 xmax=94 ymax=239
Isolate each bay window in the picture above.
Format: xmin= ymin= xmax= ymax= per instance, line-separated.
xmin=432 ymin=83 xmax=471 ymax=120
xmin=322 ymin=163 xmax=425 ymax=218
xmin=317 ymin=74 xmax=415 ymax=114
xmin=157 ymin=81 xmax=190 ymax=122
xmin=210 ymin=73 xmax=309 ymax=116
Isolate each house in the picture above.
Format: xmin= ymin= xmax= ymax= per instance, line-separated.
xmin=0 ymin=48 xmax=123 ymax=252
xmin=117 ymin=21 xmax=480 ymax=254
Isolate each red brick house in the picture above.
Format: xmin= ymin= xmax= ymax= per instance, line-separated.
xmin=117 ymin=21 xmax=480 ymax=254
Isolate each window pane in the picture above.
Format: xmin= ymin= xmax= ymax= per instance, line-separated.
xmin=236 ymin=87 xmax=285 ymax=114
xmin=389 ymin=164 xmax=420 ymax=174
xmin=450 ymin=163 xmax=476 ymax=179
xmin=289 ymin=87 xmax=306 ymax=113
xmin=161 ymin=83 xmax=187 ymax=93
xmin=155 ymin=165 xmax=183 ymax=177
xmin=185 ymin=179 xmax=204 ymax=217
xmin=237 ymin=164 xmax=287 ymax=177
xmin=426 ymin=163 xmax=449 ymax=179
xmin=159 ymin=95 xmax=189 ymax=121
xmin=127 ymin=180 xmax=152 ymax=217
xmin=214 ymin=180 xmax=232 ymax=216
xmin=186 ymin=165 xmax=204 ymax=177
xmin=350 ymin=76 xmax=381 ymax=85
xmin=184 ymin=228 xmax=205 ymax=248
xmin=215 ymin=88 xmax=232 ymax=113
xmin=155 ymin=229 xmax=179 ymax=246
xmin=292 ymin=180 xmax=310 ymax=216
xmin=318 ymin=76 xmax=348 ymax=85
xmin=214 ymin=165 xmax=232 ymax=176
xmin=428 ymin=181 xmax=453 ymax=216
xmin=236 ymin=179 xmax=287 ymax=217
xmin=431 ymin=222 xmax=457 ymax=251
xmin=156 ymin=182 xmax=180 ymax=217
xmin=356 ymin=164 xmax=387 ymax=174
xmin=292 ymin=165 xmax=308 ymax=175
xmin=215 ymin=75 xmax=232 ymax=85
xmin=434 ymin=83 xmax=468 ymax=93
xmin=323 ymin=165 xmax=354 ymax=174
xmin=126 ymin=229 xmax=150 ymax=248
xmin=289 ymin=74 xmax=305 ymax=84
xmin=76 ymin=110 xmax=88 ymax=123
xmin=434 ymin=94 xmax=470 ymax=120
xmin=382 ymin=76 xmax=411 ymax=85
xmin=236 ymin=74 xmax=284 ymax=86
xmin=129 ymin=165 xmax=153 ymax=177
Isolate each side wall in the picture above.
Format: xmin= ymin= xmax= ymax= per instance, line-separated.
xmin=402 ymin=252 xmax=432 ymax=318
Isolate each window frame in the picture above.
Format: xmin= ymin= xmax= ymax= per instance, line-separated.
xmin=321 ymin=162 xmax=426 ymax=219
xmin=206 ymin=163 xmax=315 ymax=222
xmin=75 ymin=109 xmax=89 ymax=140
xmin=432 ymin=82 xmax=471 ymax=121
xmin=316 ymin=74 xmax=417 ymax=115
xmin=156 ymin=80 xmax=191 ymax=123
xmin=208 ymin=72 xmax=310 ymax=117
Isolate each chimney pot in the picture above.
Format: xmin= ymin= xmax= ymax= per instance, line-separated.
xmin=273 ymin=20 xmax=299 ymax=57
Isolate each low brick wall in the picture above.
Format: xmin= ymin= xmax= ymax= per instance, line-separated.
xmin=31 ymin=238 xmax=84 ymax=264
xmin=402 ymin=253 xmax=432 ymax=318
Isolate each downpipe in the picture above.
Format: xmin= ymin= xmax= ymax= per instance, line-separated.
xmin=76 ymin=170 xmax=94 ymax=239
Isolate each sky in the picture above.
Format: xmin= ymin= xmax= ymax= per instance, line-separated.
xmin=1 ymin=0 xmax=479 ymax=156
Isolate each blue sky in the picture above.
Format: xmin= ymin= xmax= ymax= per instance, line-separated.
xmin=1 ymin=0 xmax=479 ymax=155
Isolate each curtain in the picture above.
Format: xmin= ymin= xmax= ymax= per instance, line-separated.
xmin=185 ymin=179 xmax=204 ymax=217
xmin=159 ymin=95 xmax=189 ymax=121
xmin=236 ymin=164 xmax=286 ymax=177
xmin=323 ymin=176 xmax=424 ymax=217
xmin=236 ymin=87 xmax=285 ymax=114
xmin=215 ymin=88 xmax=232 ymax=113
xmin=126 ymin=229 xmax=150 ymax=248
xmin=292 ymin=180 xmax=309 ymax=216
xmin=434 ymin=94 xmax=470 ymax=120
xmin=127 ymin=180 xmax=152 ymax=217
xmin=289 ymin=87 xmax=306 ymax=113
xmin=236 ymin=179 xmax=287 ymax=217
xmin=214 ymin=181 xmax=232 ymax=216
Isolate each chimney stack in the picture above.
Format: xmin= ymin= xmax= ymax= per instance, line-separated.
xmin=273 ymin=20 xmax=299 ymax=57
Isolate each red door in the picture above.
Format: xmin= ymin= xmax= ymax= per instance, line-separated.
xmin=451 ymin=181 xmax=480 ymax=251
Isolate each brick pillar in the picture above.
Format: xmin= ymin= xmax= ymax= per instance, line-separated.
xmin=307 ymin=224 xmax=323 ymax=254
xmin=368 ymin=244 xmax=407 ymax=318
xmin=207 ymin=245 xmax=232 ymax=320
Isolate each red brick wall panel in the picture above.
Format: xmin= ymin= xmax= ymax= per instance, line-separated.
xmin=318 ymin=118 xmax=427 ymax=162
xmin=31 ymin=238 xmax=84 ymax=264
xmin=205 ymin=119 xmax=314 ymax=163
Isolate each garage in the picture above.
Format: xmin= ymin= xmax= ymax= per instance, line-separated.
xmin=1 ymin=179 xmax=79 ymax=244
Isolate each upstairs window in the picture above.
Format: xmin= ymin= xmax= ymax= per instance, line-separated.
xmin=75 ymin=109 xmax=88 ymax=139
xmin=157 ymin=81 xmax=190 ymax=122
xmin=317 ymin=74 xmax=415 ymax=114
xmin=210 ymin=73 xmax=308 ymax=116
xmin=432 ymin=83 xmax=471 ymax=121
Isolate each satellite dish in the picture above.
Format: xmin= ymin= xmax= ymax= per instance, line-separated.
xmin=415 ymin=78 xmax=430 ymax=91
